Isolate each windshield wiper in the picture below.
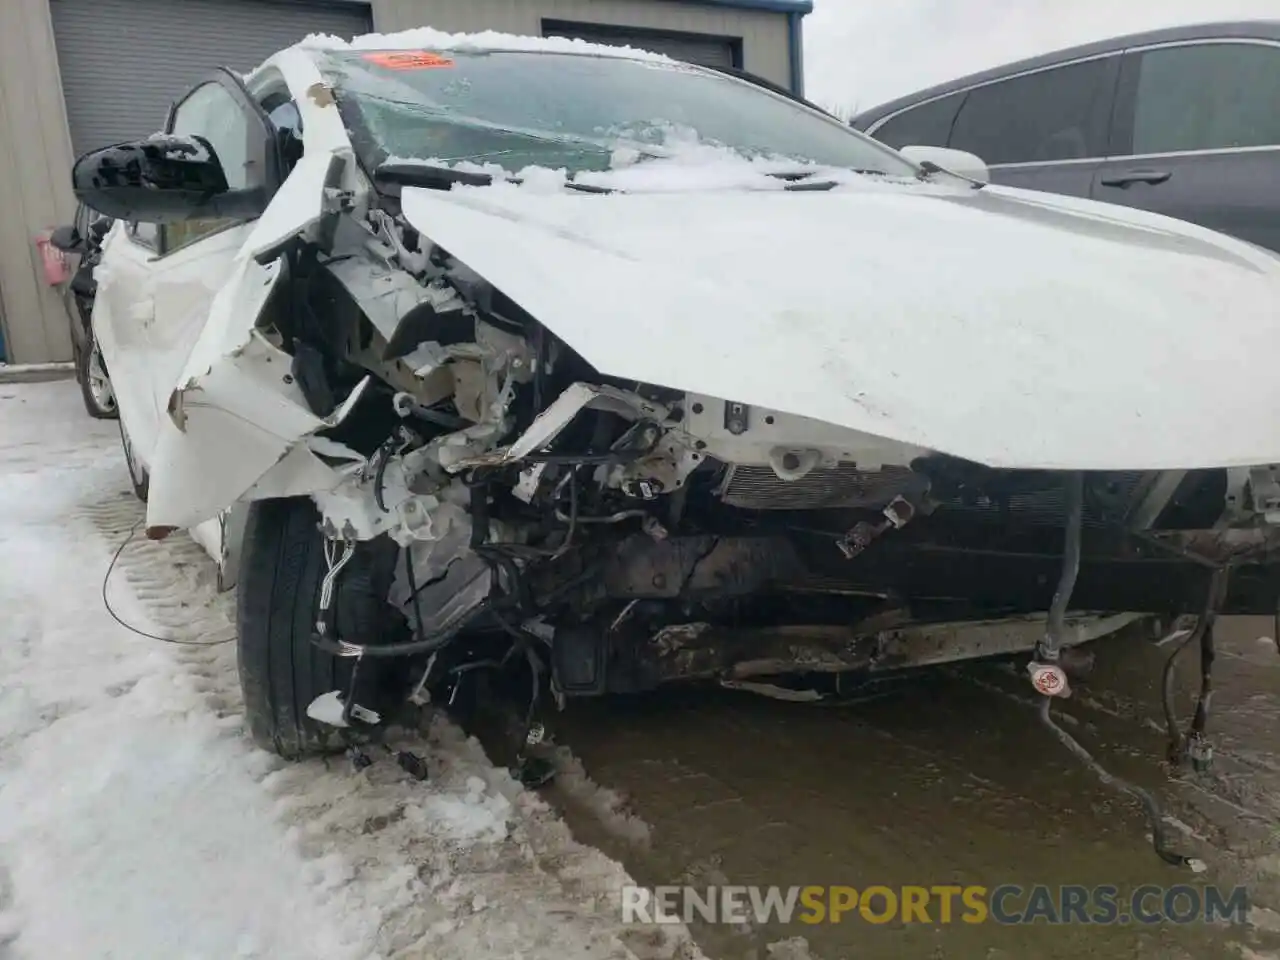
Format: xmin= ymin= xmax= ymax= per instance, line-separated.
xmin=766 ymin=168 xmax=890 ymax=181
xmin=375 ymin=162 xmax=496 ymax=190
xmin=783 ymin=179 xmax=840 ymax=192
xmin=374 ymin=161 xmax=618 ymax=195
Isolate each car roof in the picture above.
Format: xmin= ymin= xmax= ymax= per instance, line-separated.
xmin=850 ymin=19 xmax=1280 ymax=128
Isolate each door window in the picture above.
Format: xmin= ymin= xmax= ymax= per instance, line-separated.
xmin=163 ymin=81 xmax=257 ymax=251
xmin=870 ymin=92 xmax=965 ymax=150
xmin=260 ymin=90 xmax=305 ymax=175
xmin=949 ymin=58 xmax=1116 ymax=165
xmin=1130 ymin=43 xmax=1280 ymax=155
xmin=129 ymin=222 xmax=160 ymax=250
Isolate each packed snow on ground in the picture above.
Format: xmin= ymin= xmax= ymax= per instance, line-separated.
xmin=0 ymin=380 xmax=701 ymax=959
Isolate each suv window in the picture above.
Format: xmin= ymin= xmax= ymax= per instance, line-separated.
xmin=949 ymin=58 xmax=1116 ymax=165
xmin=870 ymin=92 xmax=965 ymax=150
xmin=1130 ymin=43 xmax=1280 ymax=155
xmin=163 ymin=80 xmax=256 ymax=251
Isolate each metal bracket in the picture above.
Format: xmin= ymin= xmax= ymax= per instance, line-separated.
xmin=837 ymin=495 xmax=916 ymax=560
xmin=723 ymin=400 xmax=750 ymax=436
xmin=1248 ymin=465 xmax=1280 ymax=524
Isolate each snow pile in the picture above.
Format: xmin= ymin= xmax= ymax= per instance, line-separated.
xmin=412 ymin=775 xmax=512 ymax=843
xmin=300 ymin=26 xmax=674 ymax=64
xmin=0 ymin=380 xmax=704 ymax=960
xmin=550 ymin=746 xmax=653 ymax=847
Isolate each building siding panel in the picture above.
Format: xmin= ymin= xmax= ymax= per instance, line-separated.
xmin=0 ymin=0 xmax=76 ymax=364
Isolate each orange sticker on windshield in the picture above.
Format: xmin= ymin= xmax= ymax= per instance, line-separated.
xmin=362 ymin=51 xmax=455 ymax=70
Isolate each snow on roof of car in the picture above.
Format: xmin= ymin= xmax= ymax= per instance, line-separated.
xmin=298 ymin=26 xmax=676 ymax=64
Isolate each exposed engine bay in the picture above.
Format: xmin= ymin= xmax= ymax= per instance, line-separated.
xmin=220 ymin=158 xmax=1280 ymax=713
xmin=264 ymin=173 xmax=1268 ymax=858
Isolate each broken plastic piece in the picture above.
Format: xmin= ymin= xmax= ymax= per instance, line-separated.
xmin=396 ymin=751 xmax=430 ymax=781
xmin=514 ymin=756 xmax=556 ymax=788
xmin=307 ymin=690 xmax=350 ymax=728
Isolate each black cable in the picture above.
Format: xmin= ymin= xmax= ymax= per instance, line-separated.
xmin=373 ymin=445 xmax=392 ymax=512
xmin=1033 ymin=471 xmax=1191 ymax=867
xmin=311 ymin=598 xmax=493 ymax=658
xmin=102 ymin=519 xmax=234 ymax=647
xmin=1189 ymin=620 xmax=1216 ymax=740
xmin=1037 ymin=697 xmax=1192 ymax=867
xmin=1162 ymin=626 xmax=1199 ymax=761
xmin=405 ymin=544 xmax=425 ymax=645
xmin=1161 ymin=568 xmax=1228 ymax=762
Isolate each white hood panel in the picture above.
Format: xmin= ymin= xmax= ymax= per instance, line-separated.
xmin=402 ymin=181 xmax=1280 ymax=470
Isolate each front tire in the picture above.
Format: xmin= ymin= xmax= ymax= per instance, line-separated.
xmin=119 ymin=419 xmax=148 ymax=501
xmin=236 ymin=497 xmax=405 ymax=759
xmin=78 ymin=335 xmax=117 ymax=420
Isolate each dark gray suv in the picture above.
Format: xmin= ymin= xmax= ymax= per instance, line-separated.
xmin=851 ymin=20 xmax=1280 ymax=252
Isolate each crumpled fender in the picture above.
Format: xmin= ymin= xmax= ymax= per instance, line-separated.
xmin=143 ymin=149 xmax=359 ymax=537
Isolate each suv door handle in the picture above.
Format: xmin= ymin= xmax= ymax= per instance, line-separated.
xmin=1100 ymin=169 xmax=1172 ymax=187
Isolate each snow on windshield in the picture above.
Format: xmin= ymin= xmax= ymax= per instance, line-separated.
xmin=299 ymin=25 xmax=674 ymax=63
xmin=397 ymin=134 xmax=936 ymax=195
xmin=315 ymin=47 xmax=918 ymax=182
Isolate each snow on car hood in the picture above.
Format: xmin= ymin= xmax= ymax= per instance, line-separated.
xmin=401 ymin=177 xmax=1280 ymax=471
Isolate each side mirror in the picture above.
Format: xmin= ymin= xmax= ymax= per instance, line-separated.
xmin=49 ymin=224 xmax=85 ymax=254
xmin=899 ymin=145 xmax=991 ymax=185
xmin=71 ymin=134 xmax=267 ymax=223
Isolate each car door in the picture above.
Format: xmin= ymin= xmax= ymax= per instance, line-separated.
xmin=131 ymin=72 xmax=280 ymax=472
xmin=94 ymin=220 xmax=162 ymax=451
xmin=1092 ymin=39 xmax=1280 ymax=253
xmin=945 ymin=54 xmax=1122 ymax=197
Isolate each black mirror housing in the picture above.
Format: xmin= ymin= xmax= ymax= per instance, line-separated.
xmin=71 ymin=134 xmax=267 ymax=224
xmin=48 ymin=224 xmax=84 ymax=253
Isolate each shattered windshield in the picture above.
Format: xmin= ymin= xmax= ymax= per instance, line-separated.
xmin=317 ymin=49 xmax=918 ymax=178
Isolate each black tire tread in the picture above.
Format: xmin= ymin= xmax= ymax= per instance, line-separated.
xmin=236 ymin=498 xmax=351 ymax=759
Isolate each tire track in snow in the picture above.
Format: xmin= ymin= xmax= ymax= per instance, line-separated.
xmin=80 ymin=494 xmax=703 ymax=960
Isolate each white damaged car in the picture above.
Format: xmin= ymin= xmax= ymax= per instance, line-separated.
xmin=73 ymin=30 xmax=1280 ymax=763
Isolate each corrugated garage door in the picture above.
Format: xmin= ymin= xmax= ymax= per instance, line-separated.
xmin=543 ymin=19 xmax=737 ymax=69
xmin=51 ymin=0 xmax=372 ymax=158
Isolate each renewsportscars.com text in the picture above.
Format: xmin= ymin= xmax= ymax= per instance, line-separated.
xmin=622 ymin=884 xmax=1249 ymax=926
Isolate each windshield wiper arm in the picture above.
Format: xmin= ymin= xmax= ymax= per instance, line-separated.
xmin=375 ymin=162 xmax=495 ymax=190
xmin=561 ymin=181 xmax=615 ymax=195
xmin=374 ymin=160 xmax=618 ymax=195
xmin=783 ymin=179 xmax=839 ymax=192
xmin=766 ymin=168 xmax=889 ymax=182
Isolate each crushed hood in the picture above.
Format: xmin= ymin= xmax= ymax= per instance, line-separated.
xmin=402 ymin=179 xmax=1280 ymax=471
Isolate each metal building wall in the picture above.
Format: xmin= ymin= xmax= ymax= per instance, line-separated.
xmin=371 ymin=0 xmax=792 ymax=89
xmin=0 ymin=0 xmax=76 ymax=364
